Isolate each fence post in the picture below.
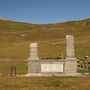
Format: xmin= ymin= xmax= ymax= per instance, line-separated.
xmin=11 ymin=66 xmax=13 ymax=77
xmin=15 ymin=67 xmax=16 ymax=76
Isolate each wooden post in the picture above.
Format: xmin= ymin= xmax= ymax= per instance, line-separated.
xmin=11 ymin=66 xmax=13 ymax=77
xmin=11 ymin=66 xmax=16 ymax=77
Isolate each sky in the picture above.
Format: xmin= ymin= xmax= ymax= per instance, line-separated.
xmin=0 ymin=0 xmax=90 ymax=24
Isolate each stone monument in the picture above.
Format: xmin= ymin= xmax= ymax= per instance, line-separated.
xmin=28 ymin=43 xmax=39 ymax=60
xmin=66 ymin=35 xmax=76 ymax=60
xmin=26 ymin=35 xmax=79 ymax=76
xmin=65 ymin=35 xmax=77 ymax=73
xmin=27 ymin=43 xmax=40 ymax=75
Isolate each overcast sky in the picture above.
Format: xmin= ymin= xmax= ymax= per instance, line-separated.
xmin=0 ymin=0 xmax=90 ymax=24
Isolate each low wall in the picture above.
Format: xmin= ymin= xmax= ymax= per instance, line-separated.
xmin=26 ymin=59 xmax=78 ymax=76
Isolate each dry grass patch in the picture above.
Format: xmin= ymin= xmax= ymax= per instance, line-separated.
xmin=0 ymin=76 xmax=90 ymax=90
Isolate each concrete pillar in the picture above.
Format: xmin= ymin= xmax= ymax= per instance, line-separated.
xmin=28 ymin=43 xmax=39 ymax=60
xmin=66 ymin=35 xmax=76 ymax=60
xmin=65 ymin=35 xmax=77 ymax=73
xmin=27 ymin=43 xmax=40 ymax=75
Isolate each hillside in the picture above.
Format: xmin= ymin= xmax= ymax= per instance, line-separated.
xmin=0 ymin=17 xmax=90 ymax=60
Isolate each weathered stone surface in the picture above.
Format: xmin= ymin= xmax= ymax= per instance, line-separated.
xmin=26 ymin=35 xmax=79 ymax=76
xmin=28 ymin=60 xmax=40 ymax=73
xmin=65 ymin=60 xmax=77 ymax=73
xmin=26 ymin=72 xmax=81 ymax=76
xmin=28 ymin=43 xmax=39 ymax=60
xmin=41 ymin=64 xmax=63 ymax=72
xmin=65 ymin=35 xmax=77 ymax=73
xmin=66 ymin=35 xmax=76 ymax=60
xmin=26 ymin=59 xmax=80 ymax=76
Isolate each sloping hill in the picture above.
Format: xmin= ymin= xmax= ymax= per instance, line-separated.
xmin=0 ymin=18 xmax=90 ymax=59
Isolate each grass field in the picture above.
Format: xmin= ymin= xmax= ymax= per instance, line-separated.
xmin=0 ymin=18 xmax=90 ymax=90
xmin=0 ymin=19 xmax=90 ymax=59
xmin=0 ymin=76 xmax=90 ymax=90
xmin=0 ymin=59 xmax=90 ymax=90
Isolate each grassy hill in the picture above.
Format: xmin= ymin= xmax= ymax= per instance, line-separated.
xmin=0 ymin=18 xmax=90 ymax=90
xmin=0 ymin=18 xmax=90 ymax=60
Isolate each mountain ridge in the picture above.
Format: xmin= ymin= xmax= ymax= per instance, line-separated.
xmin=0 ymin=16 xmax=90 ymax=24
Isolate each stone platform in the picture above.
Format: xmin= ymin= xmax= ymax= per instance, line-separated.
xmin=26 ymin=59 xmax=78 ymax=76
xmin=26 ymin=73 xmax=81 ymax=76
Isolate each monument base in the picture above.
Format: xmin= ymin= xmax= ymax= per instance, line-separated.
xmin=26 ymin=59 xmax=79 ymax=77
xmin=26 ymin=73 xmax=81 ymax=76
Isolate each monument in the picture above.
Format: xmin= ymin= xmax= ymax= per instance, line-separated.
xmin=66 ymin=35 xmax=76 ymax=59
xmin=26 ymin=35 xmax=79 ymax=76
xmin=65 ymin=35 xmax=77 ymax=73
xmin=27 ymin=43 xmax=40 ymax=74
xmin=28 ymin=43 xmax=39 ymax=60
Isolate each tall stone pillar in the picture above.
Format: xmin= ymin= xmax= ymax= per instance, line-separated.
xmin=65 ymin=35 xmax=77 ymax=73
xmin=66 ymin=35 xmax=76 ymax=60
xmin=26 ymin=43 xmax=40 ymax=75
xmin=28 ymin=43 xmax=39 ymax=60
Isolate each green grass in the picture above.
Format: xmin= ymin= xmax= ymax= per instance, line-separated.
xmin=0 ymin=60 xmax=28 ymax=74
xmin=77 ymin=70 xmax=89 ymax=74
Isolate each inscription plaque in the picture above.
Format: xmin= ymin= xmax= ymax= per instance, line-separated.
xmin=41 ymin=64 xmax=63 ymax=72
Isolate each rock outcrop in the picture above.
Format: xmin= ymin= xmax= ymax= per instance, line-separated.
xmin=0 ymin=17 xmax=7 ymax=20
